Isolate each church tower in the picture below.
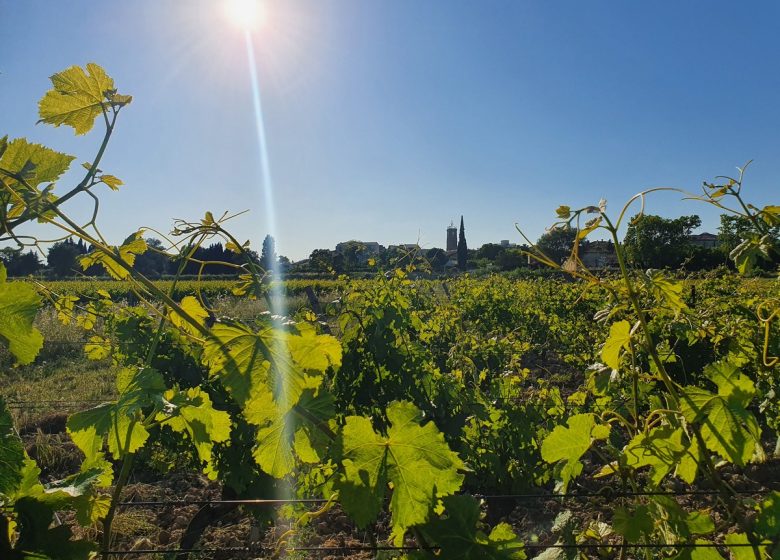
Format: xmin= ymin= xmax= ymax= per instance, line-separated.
xmin=446 ymin=222 xmax=457 ymax=252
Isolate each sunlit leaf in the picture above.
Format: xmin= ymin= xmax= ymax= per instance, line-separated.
xmin=38 ymin=63 xmax=131 ymax=135
xmin=0 ymin=262 xmax=44 ymax=365
xmin=601 ymin=320 xmax=631 ymax=371
xmin=335 ymin=401 xmax=464 ymax=545
xmin=0 ymin=138 xmax=74 ymax=190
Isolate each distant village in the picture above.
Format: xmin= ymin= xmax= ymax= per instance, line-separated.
xmin=0 ymin=211 xmax=775 ymax=278
xmin=285 ymin=212 xmax=764 ymax=276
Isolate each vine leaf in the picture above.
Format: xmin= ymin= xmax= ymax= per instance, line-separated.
xmin=0 ymin=137 xmax=74 ymax=190
xmin=79 ymin=231 xmax=147 ymax=280
xmin=724 ymin=533 xmax=769 ymax=560
xmin=613 ymin=505 xmax=653 ymax=543
xmin=100 ymin=174 xmax=123 ymax=190
xmin=203 ymin=320 xmax=341 ymax=411
xmin=672 ymin=540 xmax=725 ymax=559
xmin=601 ymin=320 xmax=631 ymax=370
xmin=541 ymin=413 xmax=609 ymax=492
xmin=622 ymin=426 xmax=698 ymax=486
xmin=169 ymin=296 xmax=209 ymax=336
xmin=680 ymin=360 xmax=761 ymax=466
xmin=0 ymin=397 xmax=25 ymax=496
xmin=12 ymin=497 xmax=97 ymax=559
xmin=38 ymin=63 xmax=131 ymax=135
xmin=646 ymin=270 xmax=687 ymax=315
xmin=251 ymin=390 xmax=333 ymax=478
xmin=335 ymin=401 xmax=464 ymax=545
xmin=755 ymin=491 xmax=780 ymax=538
xmin=0 ymin=262 xmax=44 ymax=365
xmin=67 ymin=367 xmax=165 ymax=462
xmin=411 ymin=495 xmax=526 ymax=559
xmin=156 ymin=387 xmax=231 ymax=479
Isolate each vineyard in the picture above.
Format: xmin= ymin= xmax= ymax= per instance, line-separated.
xmin=1 ymin=65 xmax=780 ymax=560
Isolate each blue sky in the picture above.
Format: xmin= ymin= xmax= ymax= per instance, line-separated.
xmin=2 ymin=0 xmax=779 ymax=260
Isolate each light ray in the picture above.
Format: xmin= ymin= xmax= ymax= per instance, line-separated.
xmin=242 ymin=28 xmax=293 ymax=514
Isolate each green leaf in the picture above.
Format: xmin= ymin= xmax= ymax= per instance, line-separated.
xmin=646 ymin=270 xmax=687 ymax=315
xmin=13 ymin=497 xmax=97 ymax=559
xmin=335 ymin=401 xmax=464 ymax=544
xmin=623 ymin=427 xmax=697 ymax=486
xmin=84 ymin=335 xmax=110 ymax=360
xmin=672 ymin=540 xmax=725 ymax=559
xmin=43 ymin=465 xmax=111 ymax=525
xmin=684 ymin=511 xmax=715 ymax=535
xmin=100 ymin=174 xmax=123 ymax=190
xmin=0 ymin=137 xmax=75 ymax=189
xmin=724 ymin=533 xmax=768 ymax=560
xmin=203 ymin=320 xmax=340 ymax=412
xmin=79 ymin=232 xmax=147 ymax=280
xmin=577 ymin=216 xmax=602 ymax=240
xmin=0 ymin=262 xmax=44 ymax=365
xmin=38 ymin=63 xmax=131 ymax=135
xmin=680 ymin=360 xmax=761 ymax=466
xmin=755 ymin=492 xmax=780 ymax=537
xmin=601 ymin=320 xmax=631 ymax=370
xmin=412 ymin=495 xmax=526 ymax=559
xmin=613 ymin=505 xmax=653 ymax=543
xmin=286 ymin=322 xmax=343 ymax=373
xmin=67 ymin=368 xmax=164 ymax=461
xmin=251 ymin=390 xmax=333 ymax=478
xmin=541 ymin=413 xmax=606 ymax=492
xmin=169 ymin=295 xmax=209 ymax=336
xmin=253 ymin=415 xmax=296 ymax=479
xmin=705 ymin=360 xmax=755 ymax=406
xmin=759 ymin=205 xmax=780 ymax=226
xmin=0 ymin=397 xmax=25 ymax=496
xmin=156 ymin=387 xmax=231 ymax=479
xmin=729 ymin=236 xmax=768 ymax=275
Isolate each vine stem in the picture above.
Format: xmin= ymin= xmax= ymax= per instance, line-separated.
xmin=100 ymin=451 xmax=136 ymax=559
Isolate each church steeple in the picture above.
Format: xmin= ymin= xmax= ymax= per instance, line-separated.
xmin=457 ymin=215 xmax=467 ymax=269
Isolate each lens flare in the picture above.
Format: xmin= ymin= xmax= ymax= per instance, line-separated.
xmin=225 ymin=0 xmax=266 ymax=30
xmin=242 ymin=29 xmax=292 ymax=509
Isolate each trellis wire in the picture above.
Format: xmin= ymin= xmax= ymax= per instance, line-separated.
xmin=99 ymin=541 xmax=778 ymax=556
xmin=113 ymin=488 xmax=767 ymax=509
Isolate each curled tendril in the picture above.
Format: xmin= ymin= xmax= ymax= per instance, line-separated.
xmin=757 ymin=298 xmax=779 ymax=367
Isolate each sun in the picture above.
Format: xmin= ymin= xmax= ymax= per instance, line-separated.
xmin=224 ymin=0 xmax=267 ymax=30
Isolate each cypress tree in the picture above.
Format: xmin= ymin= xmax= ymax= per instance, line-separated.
xmin=457 ymin=215 xmax=468 ymax=270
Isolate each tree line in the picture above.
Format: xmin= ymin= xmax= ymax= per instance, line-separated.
xmin=1 ymin=213 xmax=777 ymax=278
xmin=0 ymin=234 xmax=288 ymax=278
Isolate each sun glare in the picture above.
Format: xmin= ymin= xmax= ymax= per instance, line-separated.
xmin=224 ymin=0 xmax=266 ymax=30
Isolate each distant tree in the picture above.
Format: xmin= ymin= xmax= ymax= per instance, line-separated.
xmin=47 ymin=238 xmax=88 ymax=277
xmin=496 ymin=249 xmax=526 ymax=271
xmin=338 ymin=241 xmax=370 ymax=271
xmin=133 ymin=238 xmax=169 ymax=278
xmin=0 ymin=248 xmax=42 ymax=276
xmin=476 ymin=243 xmax=505 ymax=261
xmin=457 ymin=215 xmax=468 ymax=269
xmin=686 ymin=246 xmax=726 ymax=271
xmin=535 ymin=228 xmax=578 ymax=265
xmin=309 ymin=249 xmax=334 ymax=272
xmin=623 ymin=214 xmax=701 ymax=269
xmin=426 ymin=248 xmax=449 ymax=271
xmin=261 ymin=235 xmax=277 ymax=271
